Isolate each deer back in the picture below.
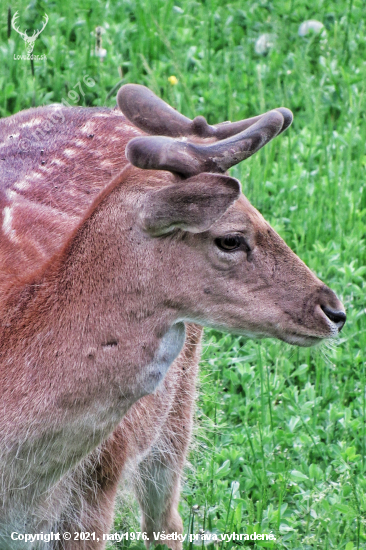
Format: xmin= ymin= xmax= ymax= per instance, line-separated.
xmin=0 ymin=106 xmax=143 ymax=301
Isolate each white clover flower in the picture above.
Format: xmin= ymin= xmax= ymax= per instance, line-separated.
xmin=298 ymin=20 xmax=325 ymax=36
xmin=95 ymin=47 xmax=107 ymax=59
xmin=255 ymin=33 xmax=276 ymax=55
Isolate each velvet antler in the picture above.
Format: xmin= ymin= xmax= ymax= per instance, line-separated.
xmin=117 ymin=84 xmax=292 ymax=140
xmin=125 ymin=109 xmax=290 ymax=177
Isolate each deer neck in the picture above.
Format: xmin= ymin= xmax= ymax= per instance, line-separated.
xmin=0 ymin=181 xmax=185 ymax=514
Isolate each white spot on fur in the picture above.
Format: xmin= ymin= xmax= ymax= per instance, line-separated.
xmin=63 ymin=148 xmax=78 ymax=158
xmin=13 ymin=180 xmax=30 ymax=191
xmin=100 ymin=160 xmax=114 ymax=167
xmin=13 ymin=173 xmax=42 ymax=190
xmin=2 ymin=207 xmax=18 ymax=243
xmin=51 ymin=158 xmax=65 ymax=166
xmin=5 ymin=189 xmax=19 ymax=201
xmin=80 ymin=121 xmax=98 ymax=135
xmin=20 ymin=118 xmax=44 ymax=129
xmin=2 ymin=207 xmax=12 ymax=234
xmin=31 ymin=172 xmax=43 ymax=180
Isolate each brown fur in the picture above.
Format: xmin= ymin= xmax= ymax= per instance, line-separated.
xmin=0 ymin=92 xmax=344 ymax=549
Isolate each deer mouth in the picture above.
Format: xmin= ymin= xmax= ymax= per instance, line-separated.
xmin=277 ymin=304 xmax=346 ymax=347
xmin=277 ymin=332 xmax=326 ymax=347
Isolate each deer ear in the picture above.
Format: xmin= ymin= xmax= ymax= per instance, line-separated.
xmin=140 ymin=173 xmax=241 ymax=236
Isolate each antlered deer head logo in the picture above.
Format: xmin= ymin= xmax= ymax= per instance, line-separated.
xmin=12 ymin=11 xmax=48 ymax=54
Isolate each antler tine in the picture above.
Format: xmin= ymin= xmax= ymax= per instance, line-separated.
xmin=12 ymin=11 xmax=19 ymax=28
xmin=118 ymin=84 xmax=193 ymax=138
xmin=213 ymin=106 xmax=293 ymax=139
xmin=35 ymin=14 xmax=49 ymax=37
xmin=126 ymin=108 xmax=291 ymax=177
xmin=118 ymin=84 xmax=292 ymax=140
xmin=12 ymin=11 xmax=28 ymax=39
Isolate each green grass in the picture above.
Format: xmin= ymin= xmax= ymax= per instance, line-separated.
xmin=1 ymin=0 xmax=366 ymax=548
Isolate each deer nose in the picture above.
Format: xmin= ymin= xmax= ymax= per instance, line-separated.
xmin=321 ymin=305 xmax=346 ymax=332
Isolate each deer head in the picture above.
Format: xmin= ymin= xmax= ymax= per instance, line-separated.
xmin=11 ymin=11 xmax=48 ymax=54
xmin=114 ymin=85 xmax=346 ymax=345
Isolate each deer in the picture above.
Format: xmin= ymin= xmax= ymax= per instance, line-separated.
xmin=11 ymin=11 xmax=49 ymax=55
xmin=0 ymin=84 xmax=346 ymax=549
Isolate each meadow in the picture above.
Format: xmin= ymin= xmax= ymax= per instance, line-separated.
xmin=1 ymin=0 xmax=366 ymax=548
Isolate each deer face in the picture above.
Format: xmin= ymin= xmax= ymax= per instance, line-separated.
xmin=133 ymin=173 xmax=345 ymax=347
xmin=179 ymin=199 xmax=344 ymax=346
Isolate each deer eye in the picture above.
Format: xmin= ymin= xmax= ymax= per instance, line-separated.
xmin=215 ymin=235 xmax=249 ymax=252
